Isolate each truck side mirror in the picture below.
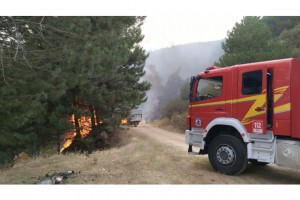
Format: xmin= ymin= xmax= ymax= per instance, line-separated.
xmin=189 ymin=76 xmax=196 ymax=102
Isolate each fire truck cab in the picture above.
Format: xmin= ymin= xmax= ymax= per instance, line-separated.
xmin=185 ymin=58 xmax=300 ymax=175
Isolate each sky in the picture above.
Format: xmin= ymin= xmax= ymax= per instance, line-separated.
xmin=140 ymin=16 xmax=243 ymax=50
xmin=1 ymin=0 xmax=298 ymax=53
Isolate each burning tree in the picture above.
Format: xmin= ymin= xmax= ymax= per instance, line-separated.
xmin=0 ymin=17 xmax=150 ymax=165
xmin=59 ymin=104 xmax=97 ymax=153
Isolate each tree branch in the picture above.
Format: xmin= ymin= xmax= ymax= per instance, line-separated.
xmin=9 ymin=17 xmax=21 ymax=62
xmin=22 ymin=55 xmax=36 ymax=73
xmin=0 ymin=53 xmax=10 ymax=86
xmin=13 ymin=18 xmax=81 ymax=39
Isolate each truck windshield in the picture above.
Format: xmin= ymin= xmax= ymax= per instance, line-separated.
xmin=196 ymin=76 xmax=223 ymax=101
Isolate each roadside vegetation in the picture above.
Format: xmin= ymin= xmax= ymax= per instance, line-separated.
xmin=156 ymin=79 xmax=189 ymax=133
xmin=2 ymin=127 xmax=300 ymax=184
xmin=0 ymin=127 xmax=210 ymax=184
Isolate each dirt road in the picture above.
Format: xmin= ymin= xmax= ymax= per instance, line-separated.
xmin=135 ymin=122 xmax=187 ymax=150
xmin=134 ymin=122 xmax=300 ymax=184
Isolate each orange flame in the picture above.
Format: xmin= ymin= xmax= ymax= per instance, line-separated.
xmin=121 ymin=118 xmax=128 ymax=125
xmin=60 ymin=114 xmax=93 ymax=153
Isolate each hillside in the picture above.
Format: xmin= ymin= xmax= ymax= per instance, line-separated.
xmin=145 ymin=40 xmax=224 ymax=82
xmin=141 ymin=40 xmax=224 ymax=120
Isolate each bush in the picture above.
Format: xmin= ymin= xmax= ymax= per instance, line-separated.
xmin=161 ymin=98 xmax=189 ymax=132
xmin=170 ymin=112 xmax=188 ymax=132
xmin=0 ymin=151 xmax=11 ymax=167
xmin=162 ymin=99 xmax=188 ymax=119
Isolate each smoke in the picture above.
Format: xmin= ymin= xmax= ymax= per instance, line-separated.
xmin=141 ymin=64 xmax=164 ymax=120
xmin=140 ymin=40 xmax=224 ymax=120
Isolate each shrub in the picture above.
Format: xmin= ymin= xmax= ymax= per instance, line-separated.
xmin=170 ymin=112 xmax=188 ymax=132
xmin=162 ymin=99 xmax=188 ymax=119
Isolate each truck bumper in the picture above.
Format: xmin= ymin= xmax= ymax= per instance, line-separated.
xmin=185 ymin=129 xmax=205 ymax=149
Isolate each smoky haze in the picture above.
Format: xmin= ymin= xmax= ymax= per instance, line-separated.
xmin=141 ymin=40 xmax=224 ymax=121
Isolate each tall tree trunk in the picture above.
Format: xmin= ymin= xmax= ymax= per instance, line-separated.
xmin=89 ymin=105 xmax=96 ymax=129
xmin=56 ymin=131 xmax=61 ymax=154
xmin=74 ymin=113 xmax=81 ymax=139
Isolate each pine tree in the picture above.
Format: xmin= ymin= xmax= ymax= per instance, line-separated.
xmin=262 ymin=16 xmax=300 ymax=37
xmin=0 ymin=17 xmax=71 ymax=164
xmin=279 ymin=23 xmax=300 ymax=57
xmin=215 ymin=16 xmax=293 ymax=67
xmin=0 ymin=16 xmax=150 ymax=164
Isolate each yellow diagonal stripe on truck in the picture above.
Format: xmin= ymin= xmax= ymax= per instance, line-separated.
xmin=274 ymin=86 xmax=289 ymax=93
xmin=274 ymin=103 xmax=291 ymax=114
xmin=190 ymin=95 xmax=259 ymax=108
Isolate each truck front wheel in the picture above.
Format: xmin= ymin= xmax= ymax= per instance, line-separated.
xmin=208 ymin=135 xmax=247 ymax=175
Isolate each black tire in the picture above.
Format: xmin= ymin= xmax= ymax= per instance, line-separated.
xmin=208 ymin=135 xmax=247 ymax=175
xmin=249 ymin=159 xmax=268 ymax=166
xmin=134 ymin=122 xmax=138 ymax=127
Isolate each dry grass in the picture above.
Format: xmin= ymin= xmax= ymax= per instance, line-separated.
xmin=0 ymin=128 xmax=213 ymax=184
xmin=150 ymin=119 xmax=183 ymax=134
xmin=1 ymin=127 xmax=300 ymax=184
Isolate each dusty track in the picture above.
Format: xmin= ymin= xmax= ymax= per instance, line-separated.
xmin=134 ymin=122 xmax=187 ymax=150
xmin=133 ymin=122 xmax=300 ymax=184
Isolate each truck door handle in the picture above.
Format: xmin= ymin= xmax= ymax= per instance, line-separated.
xmin=216 ymin=108 xmax=224 ymax=111
xmin=255 ymin=107 xmax=265 ymax=112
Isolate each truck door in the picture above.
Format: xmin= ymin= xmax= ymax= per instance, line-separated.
xmin=190 ymin=73 xmax=226 ymax=130
xmin=236 ymin=67 xmax=267 ymax=135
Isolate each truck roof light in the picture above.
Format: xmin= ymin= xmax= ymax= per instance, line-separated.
xmin=205 ymin=66 xmax=220 ymax=71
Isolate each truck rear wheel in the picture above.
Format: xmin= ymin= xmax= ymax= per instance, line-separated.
xmin=208 ymin=135 xmax=247 ymax=175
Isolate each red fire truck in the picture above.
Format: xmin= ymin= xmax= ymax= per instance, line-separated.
xmin=185 ymin=58 xmax=300 ymax=175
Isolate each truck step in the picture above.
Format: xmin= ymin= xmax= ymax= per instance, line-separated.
xmin=249 ymin=138 xmax=273 ymax=143
xmin=251 ymin=147 xmax=273 ymax=152
xmin=188 ymin=152 xmax=200 ymax=155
